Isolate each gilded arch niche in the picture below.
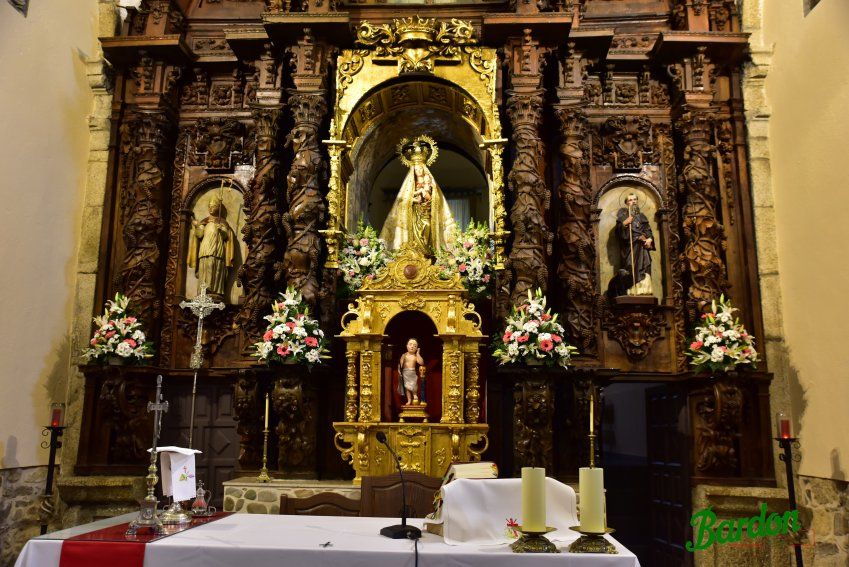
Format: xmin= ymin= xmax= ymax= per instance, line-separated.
xmin=322 ymin=16 xmax=507 ymax=269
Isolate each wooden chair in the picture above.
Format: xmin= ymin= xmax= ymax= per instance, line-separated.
xmin=360 ymin=472 xmax=442 ymax=519
xmin=279 ymin=492 xmax=361 ymax=517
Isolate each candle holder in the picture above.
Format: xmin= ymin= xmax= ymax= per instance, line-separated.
xmin=510 ymin=526 xmax=559 ymax=553
xmin=568 ymin=526 xmax=617 ymax=554
xmin=775 ymin=435 xmax=804 ymax=567
xmin=257 ymin=426 xmax=272 ymax=483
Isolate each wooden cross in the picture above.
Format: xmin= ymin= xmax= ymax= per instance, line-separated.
xmin=180 ymin=282 xmax=225 ymax=370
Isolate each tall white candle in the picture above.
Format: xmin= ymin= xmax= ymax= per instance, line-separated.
xmin=264 ymin=393 xmax=270 ymax=429
xmin=521 ymin=467 xmax=546 ymax=532
xmin=579 ymin=467 xmax=605 ymax=533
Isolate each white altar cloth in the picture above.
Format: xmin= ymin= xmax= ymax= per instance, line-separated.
xmin=17 ymin=513 xmax=641 ymax=567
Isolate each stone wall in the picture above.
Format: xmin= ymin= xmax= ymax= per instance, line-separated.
xmin=223 ymin=478 xmax=361 ymax=515
xmin=0 ymin=466 xmax=48 ymax=567
xmin=797 ymin=475 xmax=849 ymax=566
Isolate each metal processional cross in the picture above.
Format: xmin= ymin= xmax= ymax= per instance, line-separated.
xmin=180 ymin=282 xmax=224 ymax=448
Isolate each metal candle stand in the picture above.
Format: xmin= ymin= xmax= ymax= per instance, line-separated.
xmin=511 ymin=527 xmax=559 ymax=553
xmin=257 ymin=392 xmax=272 ymax=482
xmin=777 ymin=436 xmax=804 ymax=567
xmin=569 ymin=382 xmax=617 ymax=555
xmin=39 ymin=425 xmax=64 ymax=535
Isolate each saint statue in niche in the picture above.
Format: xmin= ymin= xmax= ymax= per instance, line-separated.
xmin=379 ymin=135 xmax=455 ymax=255
xmin=188 ymin=195 xmax=236 ymax=299
xmin=397 ymin=338 xmax=425 ymax=406
xmin=609 ymin=192 xmax=655 ymax=297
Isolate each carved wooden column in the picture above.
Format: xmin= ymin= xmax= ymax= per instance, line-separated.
xmin=670 ymin=48 xmax=729 ymax=318
xmin=554 ymin=43 xmax=597 ymax=356
xmin=503 ymin=30 xmax=552 ymax=308
xmin=112 ymin=0 xmax=188 ymax=340
xmin=283 ymin=31 xmax=332 ymax=308
xmin=237 ymin=45 xmax=284 ymax=338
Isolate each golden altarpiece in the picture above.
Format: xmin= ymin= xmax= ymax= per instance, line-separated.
xmin=63 ymin=1 xmax=782 ymax=564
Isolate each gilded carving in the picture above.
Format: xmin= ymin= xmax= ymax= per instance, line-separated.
xmin=359 ymin=350 xmax=374 ymax=422
xmin=345 ymin=350 xmax=359 ymax=422
xmin=464 ymin=352 xmax=481 ymax=424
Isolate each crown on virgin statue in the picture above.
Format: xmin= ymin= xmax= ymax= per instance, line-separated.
xmin=397 ymin=134 xmax=438 ymax=167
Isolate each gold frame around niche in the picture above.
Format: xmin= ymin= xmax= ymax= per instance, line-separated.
xmin=333 ymin=246 xmax=489 ymax=482
xmin=321 ymin=16 xmax=508 ymax=270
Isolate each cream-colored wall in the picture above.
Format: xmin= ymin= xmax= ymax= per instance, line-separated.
xmin=761 ymin=0 xmax=849 ymax=481
xmin=0 ymin=1 xmax=100 ymax=468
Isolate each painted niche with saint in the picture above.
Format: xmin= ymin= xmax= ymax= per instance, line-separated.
xmin=599 ymin=188 xmax=663 ymax=299
xmin=186 ymin=183 xmax=247 ymax=304
xmin=378 ymin=135 xmax=456 ymax=255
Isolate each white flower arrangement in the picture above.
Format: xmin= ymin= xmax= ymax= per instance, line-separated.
xmin=493 ymin=289 xmax=578 ymax=368
xmin=686 ymin=295 xmax=759 ymax=373
xmin=82 ymin=293 xmax=154 ymax=364
xmin=252 ymin=286 xmax=329 ymax=367
xmin=436 ymin=221 xmax=496 ymax=297
xmin=339 ymin=221 xmax=393 ymax=294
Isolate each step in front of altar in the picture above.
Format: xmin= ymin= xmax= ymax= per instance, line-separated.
xmin=222 ymin=478 xmax=360 ymax=514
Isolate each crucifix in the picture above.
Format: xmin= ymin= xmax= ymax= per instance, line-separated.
xmin=126 ymin=375 xmax=169 ymax=536
xmin=180 ymin=282 xmax=225 ymax=448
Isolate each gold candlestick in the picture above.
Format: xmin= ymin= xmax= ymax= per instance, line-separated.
xmin=257 ymin=393 xmax=271 ymax=483
xmin=588 ymin=383 xmax=596 ymax=468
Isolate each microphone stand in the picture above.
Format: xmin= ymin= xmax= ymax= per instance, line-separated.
xmin=376 ymin=432 xmax=422 ymax=540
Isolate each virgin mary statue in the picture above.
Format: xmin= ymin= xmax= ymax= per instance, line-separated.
xmin=379 ymin=135 xmax=455 ymax=255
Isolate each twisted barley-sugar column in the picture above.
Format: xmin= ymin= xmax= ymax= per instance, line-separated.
xmin=464 ymin=352 xmax=481 ymax=424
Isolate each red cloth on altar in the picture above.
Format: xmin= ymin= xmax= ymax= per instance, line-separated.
xmin=58 ymin=513 xmax=227 ymax=567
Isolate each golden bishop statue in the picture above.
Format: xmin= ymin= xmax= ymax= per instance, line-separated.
xmin=379 ymin=135 xmax=455 ymax=255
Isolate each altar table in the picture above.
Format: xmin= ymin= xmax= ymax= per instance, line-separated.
xmin=17 ymin=513 xmax=641 ymax=567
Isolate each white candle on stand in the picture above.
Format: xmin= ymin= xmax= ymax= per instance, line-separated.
xmin=579 ymin=466 xmax=605 ymax=533
xmin=264 ymin=393 xmax=269 ymax=429
xmin=521 ymin=467 xmax=546 ymax=532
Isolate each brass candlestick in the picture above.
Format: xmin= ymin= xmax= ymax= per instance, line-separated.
xmin=511 ymin=526 xmax=559 ymax=554
xmin=257 ymin=393 xmax=272 ymax=483
xmin=257 ymin=427 xmax=271 ymax=482
xmin=568 ymin=526 xmax=617 ymax=554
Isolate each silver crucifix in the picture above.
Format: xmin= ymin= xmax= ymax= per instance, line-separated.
xmin=180 ymin=282 xmax=224 ymax=448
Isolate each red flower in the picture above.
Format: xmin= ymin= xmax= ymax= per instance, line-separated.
xmin=459 ymin=263 xmax=467 ymax=273
xmin=263 ymin=330 xmax=274 ymax=341
xmin=277 ymin=345 xmax=290 ymax=356
xmin=286 ymin=321 xmax=296 ymax=330
xmin=305 ymin=336 xmax=318 ymax=347
xmin=539 ymin=339 xmax=554 ymax=352
xmin=551 ymin=334 xmax=562 ymax=343
xmin=503 ymin=332 xmax=512 ymax=343
xmin=124 ymin=338 xmax=137 ymax=348
xmin=541 ymin=313 xmax=551 ymax=321
xmin=517 ymin=334 xmax=529 ymax=343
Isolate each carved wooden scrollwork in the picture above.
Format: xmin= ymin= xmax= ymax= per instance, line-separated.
xmin=192 ymin=118 xmax=246 ymax=170
xmin=606 ymin=307 xmax=665 ymax=361
xmin=273 ymin=372 xmax=317 ymax=474
xmin=99 ymin=375 xmax=153 ymax=464
xmin=513 ymin=377 xmax=554 ymax=474
xmin=693 ymin=377 xmax=743 ymax=475
xmin=595 ymin=115 xmax=654 ymax=171
xmin=233 ymin=372 xmax=260 ymax=468
xmin=555 ymin=108 xmax=597 ymax=355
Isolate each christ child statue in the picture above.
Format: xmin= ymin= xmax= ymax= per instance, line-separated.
xmin=397 ymin=338 xmax=424 ymax=405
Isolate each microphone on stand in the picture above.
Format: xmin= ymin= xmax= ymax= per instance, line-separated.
xmin=376 ymin=431 xmax=422 ymax=540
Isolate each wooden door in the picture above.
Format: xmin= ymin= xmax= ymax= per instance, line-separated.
xmin=646 ymin=385 xmax=693 ymax=567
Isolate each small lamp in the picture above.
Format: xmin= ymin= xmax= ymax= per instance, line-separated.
xmin=775 ymin=411 xmax=792 ymax=439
